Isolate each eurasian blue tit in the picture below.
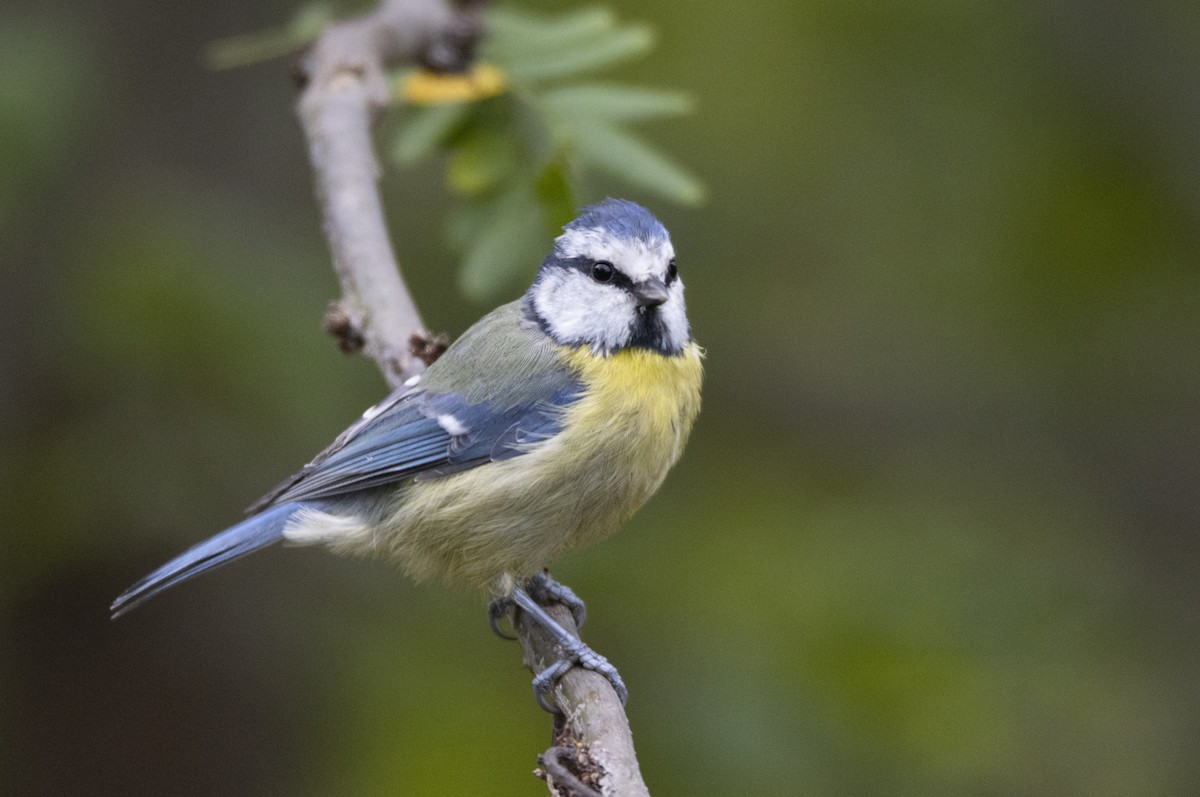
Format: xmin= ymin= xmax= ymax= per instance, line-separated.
xmin=112 ymin=198 xmax=702 ymax=704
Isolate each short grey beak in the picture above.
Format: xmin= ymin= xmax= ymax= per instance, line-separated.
xmin=632 ymin=277 xmax=669 ymax=308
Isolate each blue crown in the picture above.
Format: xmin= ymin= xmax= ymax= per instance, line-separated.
xmin=565 ymin=198 xmax=669 ymax=245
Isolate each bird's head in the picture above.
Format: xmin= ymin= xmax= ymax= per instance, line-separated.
xmin=524 ymin=198 xmax=690 ymax=356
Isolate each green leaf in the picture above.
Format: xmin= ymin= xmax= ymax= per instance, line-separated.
xmin=446 ymin=126 xmax=518 ymax=196
xmin=485 ymin=7 xmax=617 ymax=54
xmin=498 ymin=26 xmax=655 ymax=82
xmin=456 ymin=189 xmax=547 ymax=301
xmin=542 ymin=83 xmax=694 ymax=123
xmin=573 ymin=124 xmax=705 ymax=205
xmin=391 ymin=102 xmax=472 ymax=165
xmin=430 ymin=6 xmax=704 ymax=300
xmin=206 ymin=3 xmax=333 ymax=70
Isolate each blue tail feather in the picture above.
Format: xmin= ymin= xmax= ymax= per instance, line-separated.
xmin=111 ymin=502 xmax=299 ymax=618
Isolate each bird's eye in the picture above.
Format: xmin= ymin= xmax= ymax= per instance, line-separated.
xmin=590 ymin=261 xmax=615 ymax=283
xmin=667 ymin=259 xmax=678 ymax=282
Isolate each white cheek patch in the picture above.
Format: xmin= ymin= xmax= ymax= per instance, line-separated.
xmin=532 ymin=269 xmax=634 ymax=353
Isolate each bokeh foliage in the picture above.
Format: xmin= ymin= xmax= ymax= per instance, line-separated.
xmin=395 ymin=5 xmax=703 ymax=300
xmin=3 ymin=1 xmax=1200 ymax=796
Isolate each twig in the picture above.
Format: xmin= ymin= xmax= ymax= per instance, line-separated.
xmin=539 ymin=744 xmax=603 ymax=797
xmin=517 ymin=603 xmax=651 ymax=797
xmin=295 ymin=0 xmax=462 ymax=386
xmin=293 ymin=2 xmax=650 ymax=793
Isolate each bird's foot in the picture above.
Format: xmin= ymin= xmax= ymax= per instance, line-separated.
xmin=509 ymin=585 xmax=628 ymax=712
xmin=525 ymin=570 xmax=587 ymax=630
xmin=529 ymin=633 xmax=628 ymax=713
xmin=487 ymin=570 xmax=586 ymax=640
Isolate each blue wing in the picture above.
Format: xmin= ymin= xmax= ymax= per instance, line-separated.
xmin=250 ymin=380 xmax=583 ymax=509
xmin=415 ymin=384 xmax=582 ymax=480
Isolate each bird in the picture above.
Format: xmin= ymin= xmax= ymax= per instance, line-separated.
xmin=111 ymin=198 xmax=703 ymax=707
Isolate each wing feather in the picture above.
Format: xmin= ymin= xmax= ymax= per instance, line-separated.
xmin=249 ymin=301 xmax=584 ymax=510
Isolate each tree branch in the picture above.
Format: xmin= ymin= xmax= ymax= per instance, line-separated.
xmin=294 ymin=3 xmax=649 ymax=793
xmin=517 ymin=602 xmax=651 ymax=797
xmin=295 ymin=0 xmax=460 ymax=386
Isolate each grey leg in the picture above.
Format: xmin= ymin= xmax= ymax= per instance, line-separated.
xmin=526 ymin=570 xmax=588 ymax=629
xmin=487 ymin=570 xmax=586 ymax=639
xmin=510 ymin=586 xmax=629 ymax=712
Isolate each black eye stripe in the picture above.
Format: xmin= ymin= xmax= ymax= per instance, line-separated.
xmin=555 ymin=255 xmax=653 ymax=290
xmin=605 ymin=268 xmax=633 ymax=289
xmin=560 ymin=256 xmax=633 ymax=287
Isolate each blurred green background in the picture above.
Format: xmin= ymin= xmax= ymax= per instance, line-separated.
xmin=3 ymin=1 xmax=1199 ymax=795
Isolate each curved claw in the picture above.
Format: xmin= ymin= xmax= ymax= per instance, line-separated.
xmin=487 ymin=596 xmax=518 ymax=640
xmin=570 ymin=642 xmax=628 ymax=705
xmin=532 ymin=659 xmax=574 ymax=712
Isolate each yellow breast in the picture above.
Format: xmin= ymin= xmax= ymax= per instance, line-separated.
xmin=562 ymin=342 xmax=704 ymax=461
xmin=550 ymin=342 xmax=704 ymax=542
